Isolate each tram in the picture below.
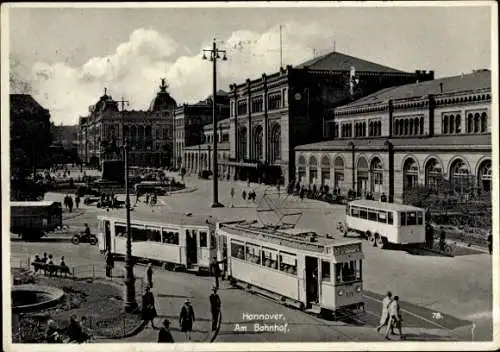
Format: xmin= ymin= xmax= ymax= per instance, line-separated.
xmin=96 ymin=211 xmax=217 ymax=272
xmin=215 ymin=220 xmax=365 ymax=317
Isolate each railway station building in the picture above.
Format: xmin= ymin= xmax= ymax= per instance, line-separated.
xmin=294 ymin=69 xmax=492 ymax=202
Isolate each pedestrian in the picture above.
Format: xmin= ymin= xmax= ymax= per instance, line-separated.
xmin=157 ymin=319 xmax=174 ymax=343
xmin=75 ymin=195 xmax=80 ymax=209
xmin=385 ymin=296 xmax=404 ymax=340
xmin=105 ymin=250 xmax=114 ymax=278
xmin=210 ymin=287 xmax=221 ymax=332
xmin=381 ymin=192 xmax=387 ymax=202
xmin=488 ymin=232 xmax=493 ymax=255
xmin=142 ymin=286 xmax=158 ymax=329
xmin=67 ymin=196 xmax=74 ymax=213
xmin=425 ymin=223 xmax=434 ymax=249
xmin=60 ymin=256 xmax=70 ymax=277
xmin=242 ymin=190 xmax=247 ymax=201
xmin=376 ymin=291 xmax=394 ymax=333
xmin=146 ymin=262 xmax=154 ymax=289
xmin=145 ymin=193 xmax=150 ymax=205
xmin=179 ymin=299 xmax=195 ymax=341
xmin=47 ymin=254 xmax=55 ymax=277
xmin=230 ymin=187 xmax=235 ymax=207
xmin=210 ymin=257 xmax=221 ymax=289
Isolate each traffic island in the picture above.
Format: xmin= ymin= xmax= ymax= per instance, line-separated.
xmin=11 ymin=268 xmax=144 ymax=342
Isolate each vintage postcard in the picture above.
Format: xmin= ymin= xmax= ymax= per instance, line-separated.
xmin=2 ymin=1 xmax=498 ymax=351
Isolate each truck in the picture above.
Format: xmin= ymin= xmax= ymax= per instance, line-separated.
xmin=10 ymin=201 xmax=63 ymax=240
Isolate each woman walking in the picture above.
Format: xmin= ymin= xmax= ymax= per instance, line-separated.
xmin=142 ymin=286 xmax=158 ymax=329
xmin=179 ymin=299 xmax=195 ymax=341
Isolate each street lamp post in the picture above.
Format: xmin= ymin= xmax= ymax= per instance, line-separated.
xmin=118 ymin=97 xmax=137 ymax=313
xmin=203 ymin=38 xmax=227 ymax=208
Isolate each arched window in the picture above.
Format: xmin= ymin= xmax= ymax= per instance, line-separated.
xmin=403 ymin=158 xmax=419 ymax=189
xmin=449 ymin=115 xmax=455 ymax=134
xmin=254 ymin=125 xmax=263 ymax=160
xmin=362 ymin=122 xmax=366 ymax=137
xmin=450 ymin=159 xmax=470 ymax=194
xmin=443 ymin=115 xmax=448 ymax=134
xmin=145 ymin=126 xmax=152 ymax=149
xmin=414 ymin=118 xmax=420 ymax=135
xmin=394 ymin=120 xmax=399 ymax=136
xmin=297 ymin=155 xmax=306 ymax=183
xmin=130 ymin=125 xmax=137 ymax=147
xmin=377 ymin=121 xmax=381 ymax=136
xmin=477 ymin=160 xmax=492 ymax=193
xmin=309 ymin=156 xmax=318 ymax=185
xmin=420 ymin=116 xmax=424 ymax=135
xmin=404 ymin=119 xmax=409 ymax=135
xmin=334 ymin=156 xmax=344 ymax=190
xmin=370 ymin=157 xmax=384 ymax=194
xmin=467 ymin=113 xmax=474 ymax=133
xmin=270 ymin=124 xmax=281 ymax=163
xmin=321 ymin=155 xmax=331 ymax=185
xmin=481 ymin=112 xmax=488 ymax=133
xmin=425 ymin=158 xmax=442 ymax=190
xmin=369 ymin=122 xmax=373 ymax=136
xmin=474 ymin=113 xmax=480 ymax=133
xmin=409 ymin=119 xmax=414 ymax=135
xmin=455 ymin=114 xmax=461 ymax=133
xmin=357 ymin=157 xmax=369 ymax=196
xmin=238 ymin=127 xmax=247 ymax=160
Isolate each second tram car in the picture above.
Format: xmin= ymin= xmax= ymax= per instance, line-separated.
xmin=96 ymin=211 xmax=217 ymax=272
xmin=215 ymin=220 xmax=365 ymax=317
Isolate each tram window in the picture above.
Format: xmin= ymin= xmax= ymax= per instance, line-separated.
xmin=346 ymin=206 xmax=350 ymax=215
xmin=246 ymin=243 xmax=261 ymax=265
xmin=407 ymin=212 xmax=417 ymax=226
xmin=351 ymin=207 xmax=360 ymax=217
xmin=388 ymin=212 xmax=394 ymax=225
xmin=321 ymin=261 xmax=331 ymax=281
xmin=115 ymin=225 xmax=126 ymax=237
xmin=359 ymin=208 xmax=367 ymax=219
xmin=199 ymin=232 xmax=208 ymax=248
xmin=417 ymin=211 xmax=423 ymax=225
xmin=279 ymin=251 xmax=297 ymax=275
xmin=262 ymin=247 xmax=278 ymax=269
xmin=368 ymin=211 xmax=378 ymax=222
xmin=161 ymin=230 xmax=179 ymax=245
xmin=231 ymin=241 xmax=245 ymax=260
xmin=335 ymin=260 xmax=361 ymax=283
xmin=210 ymin=231 xmax=217 ymax=249
xmin=378 ymin=211 xmax=387 ymax=224
xmin=131 ymin=227 xmax=147 ymax=242
xmin=400 ymin=212 xmax=406 ymax=226
xmin=145 ymin=228 xmax=161 ymax=242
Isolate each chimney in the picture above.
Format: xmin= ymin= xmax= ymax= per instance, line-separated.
xmin=439 ymin=82 xmax=443 ymax=93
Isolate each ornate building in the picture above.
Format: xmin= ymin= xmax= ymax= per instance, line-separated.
xmin=295 ymin=69 xmax=491 ymax=202
xmin=223 ymin=51 xmax=433 ymax=185
xmin=79 ymin=79 xmax=177 ymax=167
xmin=173 ymin=90 xmax=229 ymax=168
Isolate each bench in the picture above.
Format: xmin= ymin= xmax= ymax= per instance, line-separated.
xmin=31 ymin=262 xmax=71 ymax=277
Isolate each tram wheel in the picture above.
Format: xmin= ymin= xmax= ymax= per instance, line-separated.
xmin=375 ymin=235 xmax=387 ymax=249
xmin=368 ymin=233 xmax=376 ymax=246
xmin=444 ymin=245 xmax=454 ymax=256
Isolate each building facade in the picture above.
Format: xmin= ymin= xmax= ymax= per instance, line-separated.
xmin=79 ymin=79 xmax=177 ymax=167
xmin=224 ymin=51 xmax=433 ymax=185
xmin=173 ymin=90 xmax=229 ymax=169
xmin=295 ymin=70 xmax=492 ymax=202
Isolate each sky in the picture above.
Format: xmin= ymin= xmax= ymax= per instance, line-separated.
xmin=7 ymin=3 xmax=493 ymax=125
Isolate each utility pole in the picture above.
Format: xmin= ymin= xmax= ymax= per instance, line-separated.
xmin=203 ymin=38 xmax=228 ymax=208
xmin=279 ymin=25 xmax=283 ymax=69
xmin=117 ymin=96 xmax=137 ymax=312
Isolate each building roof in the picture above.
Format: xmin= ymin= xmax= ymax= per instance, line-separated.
xmin=10 ymin=94 xmax=49 ymax=116
xmin=295 ymin=135 xmax=491 ymax=151
xmin=149 ymin=79 xmax=177 ymax=112
xmin=296 ymin=51 xmax=406 ymax=73
xmin=343 ymin=70 xmax=491 ymax=108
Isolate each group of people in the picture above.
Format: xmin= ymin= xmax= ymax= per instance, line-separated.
xmin=376 ymin=291 xmax=405 ymax=340
xmin=241 ymin=189 xmax=257 ymax=202
xmin=45 ymin=315 xmax=92 ymax=343
xmin=63 ymin=194 xmax=78 ymax=212
xmin=135 ymin=192 xmax=158 ymax=207
xmin=32 ymin=252 xmax=70 ymax=277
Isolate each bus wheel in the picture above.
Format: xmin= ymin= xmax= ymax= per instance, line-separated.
xmin=367 ymin=233 xmax=376 ymax=246
xmin=375 ymin=235 xmax=386 ymax=249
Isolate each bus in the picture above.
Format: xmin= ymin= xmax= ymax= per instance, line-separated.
xmin=10 ymin=201 xmax=63 ymax=240
xmin=216 ymin=220 xmax=365 ymax=318
xmin=344 ymin=199 xmax=425 ymax=249
xmin=96 ymin=211 xmax=217 ymax=272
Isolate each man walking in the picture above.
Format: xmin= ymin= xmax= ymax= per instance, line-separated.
xmin=385 ymin=295 xmax=404 ymax=340
xmin=209 ymin=287 xmax=221 ymax=332
xmin=146 ymin=262 xmax=154 ymax=289
xmin=230 ymin=187 xmax=235 ymax=208
xmin=376 ymin=291 xmax=393 ymax=333
xmin=210 ymin=257 xmax=222 ymax=290
xmin=179 ymin=299 xmax=195 ymax=341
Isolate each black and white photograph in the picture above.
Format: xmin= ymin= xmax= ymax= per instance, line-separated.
xmin=2 ymin=2 xmax=498 ymax=351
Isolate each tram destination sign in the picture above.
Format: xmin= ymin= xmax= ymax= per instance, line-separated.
xmin=334 ymin=243 xmax=361 ymax=256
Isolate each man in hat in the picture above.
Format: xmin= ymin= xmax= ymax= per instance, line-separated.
xmin=210 ymin=287 xmax=221 ymax=332
xmin=179 ymin=298 xmax=195 ymax=341
xmin=210 ymin=257 xmax=222 ymax=289
xmin=157 ymin=319 xmax=174 ymax=343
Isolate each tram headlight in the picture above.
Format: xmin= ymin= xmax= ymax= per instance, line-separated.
xmin=337 ymin=289 xmax=344 ymax=296
xmin=355 ymin=286 xmax=362 ymax=293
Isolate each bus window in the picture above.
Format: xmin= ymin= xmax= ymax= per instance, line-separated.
xmin=359 ymin=208 xmax=367 ymax=219
xmin=417 ymin=211 xmax=423 ymax=225
xmin=368 ymin=210 xmax=377 ymax=222
xmin=388 ymin=212 xmax=394 ymax=225
xmin=231 ymin=241 xmax=245 ymax=259
xmin=262 ymin=247 xmax=278 ymax=269
xmin=321 ymin=260 xmax=331 ymax=281
xmin=279 ymin=251 xmax=297 ymax=275
xmin=407 ymin=212 xmax=417 ymax=226
xmin=400 ymin=212 xmax=406 ymax=226
xmin=351 ymin=207 xmax=360 ymax=217
xmin=246 ymin=243 xmax=261 ymax=264
xmin=378 ymin=211 xmax=387 ymax=223
xmin=199 ymin=231 xmax=208 ymax=248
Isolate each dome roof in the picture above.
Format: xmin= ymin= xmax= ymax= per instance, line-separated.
xmin=149 ymin=79 xmax=177 ymax=112
xmin=92 ymin=88 xmax=118 ymax=114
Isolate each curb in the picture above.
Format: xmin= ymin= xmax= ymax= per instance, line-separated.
xmin=10 ymin=237 xmax=74 ymax=243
